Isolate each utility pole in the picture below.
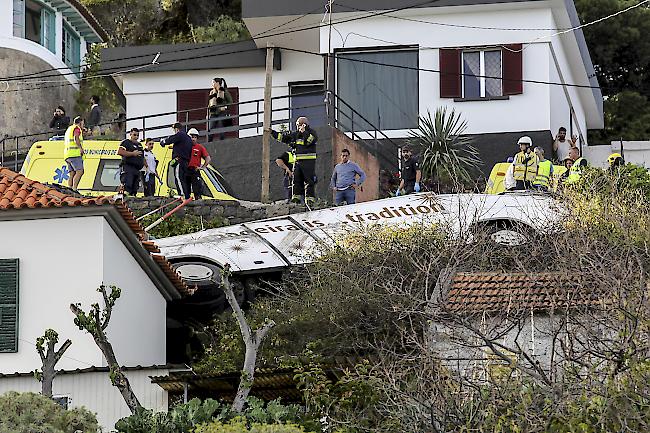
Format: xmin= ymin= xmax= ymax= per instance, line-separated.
xmin=261 ymin=43 xmax=274 ymax=203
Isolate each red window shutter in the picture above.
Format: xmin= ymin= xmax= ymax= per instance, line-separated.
xmin=502 ymin=44 xmax=523 ymax=95
xmin=176 ymin=88 xmax=239 ymax=138
xmin=439 ymin=48 xmax=461 ymax=98
xmin=176 ymin=90 xmax=209 ymax=131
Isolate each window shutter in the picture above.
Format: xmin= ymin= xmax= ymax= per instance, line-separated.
xmin=0 ymin=259 xmax=19 ymax=353
xmin=439 ymin=48 xmax=462 ymax=98
xmin=177 ymin=88 xmax=240 ymax=138
xmin=502 ymin=44 xmax=523 ymax=95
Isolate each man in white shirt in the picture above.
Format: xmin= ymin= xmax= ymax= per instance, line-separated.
xmin=141 ymin=138 xmax=161 ymax=196
xmin=552 ymin=127 xmax=577 ymax=162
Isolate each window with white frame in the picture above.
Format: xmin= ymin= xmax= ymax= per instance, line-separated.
xmin=13 ymin=0 xmax=25 ymax=37
xmin=13 ymin=0 xmax=56 ymax=53
xmin=462 ymin=49 xmax=503 ymax=99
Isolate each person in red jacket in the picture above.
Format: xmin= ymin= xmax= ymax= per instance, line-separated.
xmin=187 ymin=128 xmax=212 ymax=200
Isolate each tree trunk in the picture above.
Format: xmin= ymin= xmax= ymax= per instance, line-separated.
xmin=39 ymin=337 xmax=71 ymax=398
xmin=221 ymin=270 xmax=274 ymax=413
xmin=41 ymin=365 xmax=55 ymax=398
xmin=95 ymin=332 xmax=142 ymax=413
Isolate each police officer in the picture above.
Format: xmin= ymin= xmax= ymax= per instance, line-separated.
xmin=270 ymin=116 xmax=318 ymax=205
xmin=275 ymin=146 xmax=295 ymax=203
xmin=117 ymin=128 xmax=145 ymax=196
xmin=512 ymin=136 xmax=538 ymax=190
xmin=161 ymin=122 xmax=194 ymax=200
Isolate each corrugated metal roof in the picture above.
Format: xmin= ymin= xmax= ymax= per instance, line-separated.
xmin=0 ymin=364 xmax=187 ymax=378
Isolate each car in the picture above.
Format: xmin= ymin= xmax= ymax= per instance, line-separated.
xmin=20 ymin=139 xmax=236 ymax=200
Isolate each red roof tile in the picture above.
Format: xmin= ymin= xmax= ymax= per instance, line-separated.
xmin=446 ymin=272 xmax=602 ymax=314
xmin=0 ymin=168 xmax=190 ymax=296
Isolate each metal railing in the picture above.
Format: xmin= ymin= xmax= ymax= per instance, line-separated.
xmin=1 ymin=89 xmax=402 ymax=172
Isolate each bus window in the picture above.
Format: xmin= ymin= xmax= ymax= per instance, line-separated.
xmin=93 ymin=160 xmax=121 ymax=191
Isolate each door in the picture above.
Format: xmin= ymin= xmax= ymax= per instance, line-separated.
xmin=177 ymin=87 xmax=239 ymax=139
xmin=289 ymin=82 xmax=326 ymax=130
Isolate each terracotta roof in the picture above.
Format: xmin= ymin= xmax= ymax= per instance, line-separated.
xmin=0 ymin=168 xmax=190 ymax=296
xmin=446 ymin=272 xmax=602 ymax=314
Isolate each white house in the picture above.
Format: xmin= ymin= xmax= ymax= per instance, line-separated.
xmin=102 ymin=0 xmax=603 ymax=171
xmin=0 ymin=0 xmax=107 ymax=146
xmin=0 ymin=167 xmax=190 ymax=430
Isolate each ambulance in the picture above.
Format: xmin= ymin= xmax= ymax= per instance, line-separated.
xmin=20 ymin=140 xmax=236 ymax=200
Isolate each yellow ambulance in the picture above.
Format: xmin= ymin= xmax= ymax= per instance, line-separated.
xmin=20 ymin=139 xmax=236 ymax=200
xmin=485 ymin=162 xmax=567 ymax=194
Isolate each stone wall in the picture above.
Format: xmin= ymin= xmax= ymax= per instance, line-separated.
xmin=0 ymin=48 xmax=77 ymax=152
xmin=125 ymin=196 xmax=307 ymax=226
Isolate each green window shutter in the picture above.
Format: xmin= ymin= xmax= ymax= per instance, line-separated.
xmin=0 ymin=259 xmax=19 ymax=353
xmin=41 ymin=8 xmax=56 ymax=53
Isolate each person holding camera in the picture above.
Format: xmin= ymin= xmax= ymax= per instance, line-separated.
xmin=512 ymin=136 xmax=538 ymax=190
xmin=49 ymin=106 xmax=70 ymax=137
xmin=207 ymin=77 xmax=233 ymax=141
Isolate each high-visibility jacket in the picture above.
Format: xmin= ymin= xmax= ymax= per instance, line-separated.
xmin=287 ymin=151 xmax=296 ymax=165
xmin=533 ymin=160 xmax=552 ymax=188
xmin=272 ymin=127 xmax=318 ymax=161
xmin=513 ymin=151 xmax=538 ymax=182
xmin=567 ymin=157 xmax=586 ymax=183
xmin=63 ymin=124 xmax=83 ymax=159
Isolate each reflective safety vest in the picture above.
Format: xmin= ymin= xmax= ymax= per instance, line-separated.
xmin=287 ymin=151 xmax=296 ymax=165
xmin=63 ymin=124 xmax=83 ymax=159
xmin=567 ymin=157 xmax=586 ymax=183
xmin=294 ymin=133 xmax=317 ymax=160
xmin=513 ymin=151 xmax=538 ymax=182
xmin=533 ymin=159 xmax=552 ymax=188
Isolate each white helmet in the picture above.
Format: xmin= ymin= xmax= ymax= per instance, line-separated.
xmin=187 ymin=128 xmax=200 ymax=136
xmin=517 ymin=136 xmax=532 ymax=147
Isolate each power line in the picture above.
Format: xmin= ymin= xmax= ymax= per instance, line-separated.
xmin=281 ymin=46 xmax=602 ymax=90
xmin=0 ymin=0 xmax=443 ymax=84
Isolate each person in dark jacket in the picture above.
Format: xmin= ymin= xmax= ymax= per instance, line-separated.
xmin=49 ymin=106 xmax=70 ymax=136
xmin=270 ymin=116 xmax=318 ymax=205
xmin=160 ymin=122 xmax=194 ymax=200
xmin=87 ymin=95 xmax=102 ymax=136
xmin=207 ymin=77 xmax=233 ymax=141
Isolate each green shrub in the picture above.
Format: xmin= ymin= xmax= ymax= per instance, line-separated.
xmin=0 ymin=391 xmax=99 ymax=433
xmin=194 ymin=417 xmax=311 ymax=433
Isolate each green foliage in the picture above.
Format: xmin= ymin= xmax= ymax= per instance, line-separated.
xmin=194 ymin=418 xmax=310 ymax=433
xmin=590 ymin=91 xmax=650 ymax=143
xmin=0 ymin=391 xmax=99 ymax=433
xmin=140 ymin=214 xmax=229 ymax=238
xmin=75 ymin=44 xmax=122 ymax=128
xmin=72 ymin=285 xmax=121 ymax=334
xmin=407 ymin=108 xmax=482 ymax=185
xmin=115 ymin=397 xmax=309 ymax=433
xmin=188 ymin=15 xmax=250 ymax=43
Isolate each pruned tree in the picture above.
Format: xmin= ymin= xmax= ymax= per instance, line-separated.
xmin=221 ymin=265 xmax=275 ymax=412
xmin=70 ymin=285 xmax=142 ymax=413
xmin=34 ymin=329 xmax=72 ymax=398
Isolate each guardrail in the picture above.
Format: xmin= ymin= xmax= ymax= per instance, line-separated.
xmin=1 ymin=90 xmax=402 ymax=172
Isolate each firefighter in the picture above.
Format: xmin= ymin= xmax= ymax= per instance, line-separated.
xmin=512 ymin=136 xmax=538 ymax=190
xmin=270 ymin=116 xmax=318 ymax=205
xmin=532 ymin=147 xmax=553 ymax=192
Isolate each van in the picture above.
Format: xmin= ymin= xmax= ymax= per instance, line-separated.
xmin=485 ymin=162 xmax=568 ymax=194
xmin=20 ymin=140 xmax=236 ymax=200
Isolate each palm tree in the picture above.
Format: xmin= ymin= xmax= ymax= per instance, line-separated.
xmin=407 ymin=108 xmax=482 ymax=185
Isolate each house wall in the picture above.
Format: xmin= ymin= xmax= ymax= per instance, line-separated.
xmin=123 ymin=50 xmax=323 ymax=139
xmin=101 ymin=220 xmax=167 ymax=367
xmin=0 ymin=368 xmax=169 ymax=431
xmin=318 ymin=4 xmax=592 ymax=144
xmin=0 ymin=215 xmax=168 ymax=373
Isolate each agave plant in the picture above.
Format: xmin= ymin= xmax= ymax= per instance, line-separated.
xmin=407 ymin=108 xmax=482 ymax=184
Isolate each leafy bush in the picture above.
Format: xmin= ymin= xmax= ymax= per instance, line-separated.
xmin=0 ymin=391 xmax=99 ymax=433
xmin=194 ymin=418 xmax=311 ymax=433
xmin=115 ymin=397 xmax=310 ymax=433
xmin=140 ymin=214 xmax=228 ymax=238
